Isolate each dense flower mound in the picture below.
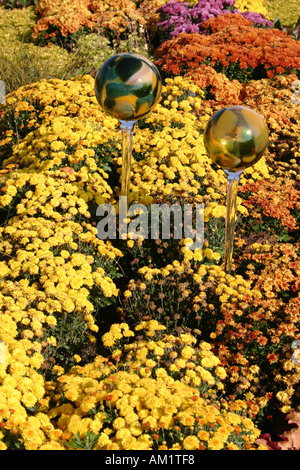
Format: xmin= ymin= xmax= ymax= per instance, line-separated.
xmin=264 ymin=0 xmax=299 ymax=26
xmin=26 ymin=0 xmax=274 ymax=50
xmin=234 ymin=0 xmax=269 ymax=18
xmin=0 ymin=75 xmax=125 ymax=449
xmin=121 ymin=74 xmax=270 ymax=206
xmin=0 ymin=322 xmax=265 ymax=450
xmin=154 ymin=14 xmax=300 ymax=81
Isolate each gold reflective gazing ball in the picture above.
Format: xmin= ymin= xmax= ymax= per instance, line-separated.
xmin=94 ymin=53 xmax=162 ymax=121
xmin=204 ymin=106 xmax=269 ymax=172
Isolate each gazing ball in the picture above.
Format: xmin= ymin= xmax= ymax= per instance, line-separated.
xmin=204 ymin=106 xmax=269 ymax=172
xmin=94 ymin=53 xmax=162 ymax=121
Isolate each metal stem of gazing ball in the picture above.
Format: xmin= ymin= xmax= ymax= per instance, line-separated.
xmin=120 ymin=120 xmax=136 ymax=210
xmin=224 ymin=169 xmax=243 ymax=275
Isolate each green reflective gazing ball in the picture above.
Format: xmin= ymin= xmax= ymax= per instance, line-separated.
xmin=94 ymin=53 xmax=162 ymax=121
xmin=204 ymin=106 xmax=269 ymax=172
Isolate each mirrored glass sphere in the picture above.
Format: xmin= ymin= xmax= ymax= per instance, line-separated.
xmin=204 ymin=106 xmax=269 ymax=172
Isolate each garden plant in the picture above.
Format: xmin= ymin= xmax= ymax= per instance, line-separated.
xmin=0 ymin=0 xmax=299 ymax=451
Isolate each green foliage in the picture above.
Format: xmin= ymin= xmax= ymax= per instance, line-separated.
xmin=66 ymin=431 xmax=100 ymax=450
xmin=265 ymin=0 xmax=299 ymax=26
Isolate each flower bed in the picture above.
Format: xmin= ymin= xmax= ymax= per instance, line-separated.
xmin=154 ymin=14 xmax=300 ymax=80
xmin=0 ymin=0 xmax=299 ymax=451
xmin=153 ymin=0 xmax=272 ymax=45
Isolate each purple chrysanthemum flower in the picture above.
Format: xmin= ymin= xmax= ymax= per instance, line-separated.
xmin=235 ymin=10 xmax=273 ymax=28
xmin=156 ymin=0 xmax=273 ymax=44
